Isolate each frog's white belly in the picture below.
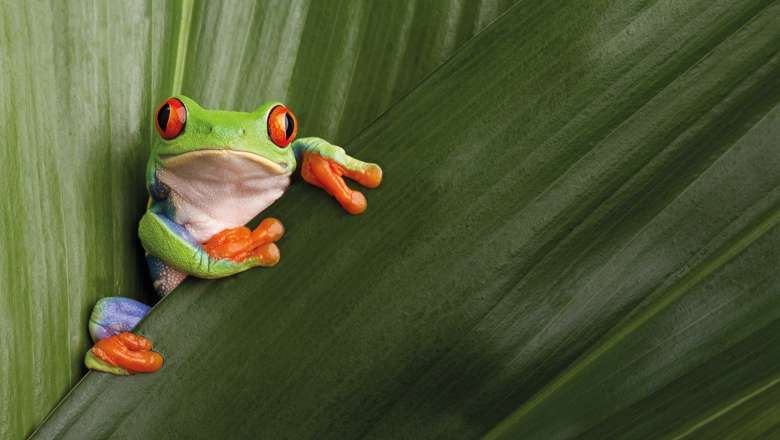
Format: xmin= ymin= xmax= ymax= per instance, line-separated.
xmin=157 ymin=150 xmax=292 ymax=243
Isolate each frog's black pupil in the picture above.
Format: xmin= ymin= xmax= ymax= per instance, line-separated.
xmin=284 ymin=113 xmax=295 ymax=139
xmin=157 ymin=104 xmax=170 ymax=131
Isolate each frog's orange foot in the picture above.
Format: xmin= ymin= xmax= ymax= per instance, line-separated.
xmin=202 ymin=218 xmax=284 ymax=263
xmin=301 ymin=152 xmax=383 ymax=215
xmin=86 ymin=332 xmax=163 ymax=375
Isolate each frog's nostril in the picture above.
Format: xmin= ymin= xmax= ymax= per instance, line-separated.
xmin=240 ymin=128 xmax=246 ymax=135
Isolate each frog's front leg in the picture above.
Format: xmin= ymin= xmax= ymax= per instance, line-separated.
xmin=293 ymin=137 xmax=382 ymax=214
xmin=139 ymin=211 xmax=282 ymax=284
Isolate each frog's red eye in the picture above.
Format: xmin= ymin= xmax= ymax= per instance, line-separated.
xmin=155 ymin=97 xmax=187 ymax=140
xmin=267 ymin=105 xmax=297 ymax=148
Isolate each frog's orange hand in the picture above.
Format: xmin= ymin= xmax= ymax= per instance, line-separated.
xmin=202 ymin=218 xmax=284 ymax=266
xmin=301 ymin=152 xmax=382 ymax=215
xmin=90 ymin=332 xmax=163 ymax=374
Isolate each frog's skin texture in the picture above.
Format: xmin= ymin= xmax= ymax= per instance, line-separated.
xmin=86 ymin=96 xmax=382 ymax=375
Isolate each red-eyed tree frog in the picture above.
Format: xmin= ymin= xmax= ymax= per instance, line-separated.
xmin=85 ymin=96 xmax=382 ymax=375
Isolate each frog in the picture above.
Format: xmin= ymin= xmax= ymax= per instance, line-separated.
xmin=84 ymin=96 xmax=382 ymax=375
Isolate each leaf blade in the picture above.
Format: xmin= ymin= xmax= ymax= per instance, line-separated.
xmin=31 ymin=0 xmax=780 ymax=439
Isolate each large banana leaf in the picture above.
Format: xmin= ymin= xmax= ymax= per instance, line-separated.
xmin=3 ymin=0 xmax=779 ymax=438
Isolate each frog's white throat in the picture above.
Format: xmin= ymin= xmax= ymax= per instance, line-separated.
xmin=157 ymin=149 xmax=292 ymax=243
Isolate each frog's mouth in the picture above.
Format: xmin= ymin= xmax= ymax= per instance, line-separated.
xmin=160 ymin=149 xmax=289 ymax=175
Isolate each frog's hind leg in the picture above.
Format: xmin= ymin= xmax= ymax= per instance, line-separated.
xmin=147 ymin=254 xmax=188 ymax=296
xmin=88 ymin=254 xmax=183 ymax=344
xmin=86 ymin=297 xmax=163 ymax=375
xmin=88 ymin=296 xmax=151 ymax=342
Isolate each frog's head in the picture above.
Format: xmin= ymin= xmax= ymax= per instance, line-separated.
xmin=147 ymin=96 xmax=299 ymax=241
xmin=149 ymin=95 xmax=298 ymax=177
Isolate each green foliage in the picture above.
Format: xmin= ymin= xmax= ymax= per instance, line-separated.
xmin=1 ymin=1 xmax=512 ymax=438
xmin=1 ymin=0 xmax=778 ymax=439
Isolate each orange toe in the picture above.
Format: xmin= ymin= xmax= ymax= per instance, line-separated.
xmin=251 ymin=218 xmax=285 ymax=243
xmin=344 ymin=163 xmax=383 ymax=189
xmin=343 ymin=191 xmax=367 ymax=215
xmin=250 ymin=242 xmax=280 ymax=266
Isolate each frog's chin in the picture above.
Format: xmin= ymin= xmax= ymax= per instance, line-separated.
xmin=160 ymin=149 xmax=289 ymax=175
xmin=156 ymin=149 xmax=293 ymax=243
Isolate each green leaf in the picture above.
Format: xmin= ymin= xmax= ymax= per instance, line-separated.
xmin=0 ymin=3 xmax=177 ymax=438
xmin=6 ymin=0 xmax=780 ymax=438
xmin=1 ymin=1 xmax=513 ymax=438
